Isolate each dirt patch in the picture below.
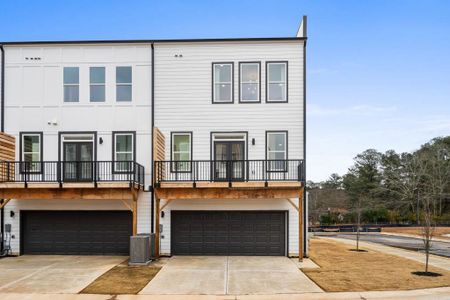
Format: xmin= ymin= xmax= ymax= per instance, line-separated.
xmin=80 ymin=261 xmax=161 ymax=295
xmin=303 ymin=238 xmax=450 ymax=292
xmin=383 ymin=227 xmax=450 ymax=240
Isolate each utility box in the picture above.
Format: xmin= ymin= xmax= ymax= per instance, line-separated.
xmin=129 ymin=234 xmax=151 ymax=265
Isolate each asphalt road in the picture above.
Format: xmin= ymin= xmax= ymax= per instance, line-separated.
xmin=314 ymin=232 xmax=450 ymax=258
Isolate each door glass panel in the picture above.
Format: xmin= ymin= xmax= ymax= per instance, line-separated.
xmin=64 ymin=144 xmax=77 ymax=181
xmin=63 ymin=142 xmax=93 ymax=182
xmin=79 ymin=143 xmax=93 ymax=180
xmin=214 ymin=141 xmax=245 ymax=181
xmin=215 ymin=143 xmax=228 ymax=180
xmin=231 ymin=143 xmax=244 ymax=180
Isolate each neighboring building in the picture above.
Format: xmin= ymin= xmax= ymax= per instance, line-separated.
xmin=0 ymin=16 xmax=307 ymax=258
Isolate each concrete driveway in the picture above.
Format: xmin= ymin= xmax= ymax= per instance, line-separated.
xmin=0 ymin=255 xmax=126 ymax=294
xmin=140 ymin=256 xmax=323 ymax=295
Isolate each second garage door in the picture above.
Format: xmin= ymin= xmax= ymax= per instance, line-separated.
xmin=21 ymin=211 xmax=132 ymax=255
xmin=171 ymin=211 xmax=286 ymax=256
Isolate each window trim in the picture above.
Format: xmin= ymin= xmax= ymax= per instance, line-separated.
xmin=63 ymin=67 xmax=80 ymax=103
xmin=19 ymin=132 xmax=43 ymax=174
xmin=265 ymin=130 xmax=288 ymax=172
xmin=212 ymin=62 xmax=234 ymax=104
xmin=112 ymin=131 xmax=136 ymax=174
xmin=116 ymin=66 xmax=133 ymax=102
xmin=239 ymin=61 xmax=261 ymax=103
xmin=265 ymin=61 xmax=288 ymax=103
xmin=170 ymin=131 xmax=193 ymax=173
xmin=89 ymin=66 xmax=106 ymax=102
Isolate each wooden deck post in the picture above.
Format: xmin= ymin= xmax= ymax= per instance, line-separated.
xmin=299 ymin=187 xmax=304 ymax=261
xmin=155 ymin=196 xmax=160 ymax=258
xmin=131 ymin=189 xmax=138 ymax=236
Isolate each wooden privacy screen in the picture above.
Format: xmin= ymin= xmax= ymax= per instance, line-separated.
xmin=153 ymin=127 xmax=166 ymax=183
xmin=0 ymin=133 xmax=16 ymax=182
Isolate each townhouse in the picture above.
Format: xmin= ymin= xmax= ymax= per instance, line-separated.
xmin=0 ymin=16 xmax=308 ymax=258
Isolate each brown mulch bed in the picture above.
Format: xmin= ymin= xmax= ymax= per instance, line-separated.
xmin=302 ymin=238 xmax=450 ymax=292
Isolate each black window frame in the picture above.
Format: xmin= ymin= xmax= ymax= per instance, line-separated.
xmin=265 ymin=61 xmax=288 ymax=103
xmin=89 ymin=66 xmax=106 ymax=102
xmin=63 ymin=66 xmax=80 ymax=103
xmin=212 ymin=62 xmax=234 ymax=104
xmin=170 ymin=131 xmax=193 ymax=173
xmin=265 ymin=130 xmax=288 ymax=172
xmin=112 ymin=131 xmax=136 ymax=174
xmin=239 ymin=61 xmax=261 ymax=103
xmin=19 ymin=132 xmax=44 ymax=174
xmin=116 ymin=66 xmax=133 ymax=102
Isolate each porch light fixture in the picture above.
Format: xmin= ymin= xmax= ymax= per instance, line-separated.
xmin=252 ymin=138 xmax=256 ymax=145
xmin=10 ymin=211 xmax=15 ymax=218
xmin=99 ymin=137 xmax=103 ymax=144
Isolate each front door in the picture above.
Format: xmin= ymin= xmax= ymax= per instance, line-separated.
xmin=63 ymin=142 xmax=93 ymax=182
xmin=214 ymin=141 xmax=245 ymax=181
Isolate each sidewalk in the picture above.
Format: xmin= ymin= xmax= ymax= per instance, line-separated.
xmin=1 ymin=287 xmax=450 ymax=300
xmin=320 ymin=236 xmax=450 ymax=271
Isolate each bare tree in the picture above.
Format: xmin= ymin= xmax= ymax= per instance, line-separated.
xmin=420 ymin=193 xmax=435 ymax=273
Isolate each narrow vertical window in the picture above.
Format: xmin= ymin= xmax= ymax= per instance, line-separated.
xmin=266 ymin=62 xmax=288 ymax=103
xmin=116 ymin=66 xmax=132 ymax=102
xmin=266 ymin=131 xmax=287 ymax=171
xmin=113 ymin=132 xmax=135 ymax=172
xmin=90 ymin=67 xmax=105 ymax=102
xmin=212 ymin=63 xmax=233 ymax=103
xmin=171 ymin=132 xmax=192 ymax=172
xmin=63 ymin=67 xmax=79 ymax=102
xmin=239 ymin=62 xmax=260 ymax=102
xmin=20 ymin=132 xmax=43 ymax=173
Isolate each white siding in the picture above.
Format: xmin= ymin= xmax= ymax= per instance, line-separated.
xmin=159 ymin=198 xmax=300 ymax=257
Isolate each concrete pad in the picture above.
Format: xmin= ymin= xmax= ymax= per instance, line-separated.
xmin=291 ymin=258 xmax=320 ymax=269
xmin=0 ymin=255 xmax=126 ymax=294
xmin=228 ymin=256 xmax=295 ymax=271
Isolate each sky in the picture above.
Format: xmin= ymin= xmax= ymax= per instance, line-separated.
xmin=1 ymin=0 xmax=450 ymax=181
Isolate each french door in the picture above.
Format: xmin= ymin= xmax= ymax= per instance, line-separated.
xmin=63 ymin=142 xmax=93 ymax=182
xmin=214 ymin=141 xmax=245 ymax=181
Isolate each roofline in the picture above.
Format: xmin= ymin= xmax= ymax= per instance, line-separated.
xmin=0 ymin=36 xmax=306 ymax=46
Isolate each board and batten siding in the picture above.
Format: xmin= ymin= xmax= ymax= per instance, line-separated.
xmin=2 ymin=44 xmax=153 ymax=254
xmin=154 ymin=40 xmax=304 ymax=162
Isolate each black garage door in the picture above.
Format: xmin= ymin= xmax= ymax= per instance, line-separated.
xmin=21 ymin=211 xmax=132 ymax=255
xmin=171 ymin=211 xmax=286 ymax=256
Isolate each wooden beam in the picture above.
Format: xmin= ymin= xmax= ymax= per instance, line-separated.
xmin=196 ymin=182 xmax=228 ymax=188
xmin=267 ymin=181 xmax=302 ymax=188
xmin=155 ymin=187 xmax=300 ymax=200
xmin=160 ymin=199 xmax=173 ymax=211
xmin=0 ymin=188 xmax=133 ymax=200
xmin=0 ymin=199 xmax=11 ymax=209
xmin=121 ymin=199 xmax=133 ymax=211
xmin=299 ymin=187 xmax=304 ymax=262
xmin=160 ymin=182 xmax=194 ymax=188
xmin=155 ymin=196 xmax=161 ymax=258
xmin=286 ymin=198 xmax=299 ymax=211
xmin=131 ymin=188 xmax=138 ymax=236
xmin=231 ymin=182 xmax=265 ymax=188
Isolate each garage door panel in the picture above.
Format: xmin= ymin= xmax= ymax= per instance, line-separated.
xmin=171 ymin=211 xmax=285 ymax=256
xmin=22 ymin=211 xmax=132 ymax=255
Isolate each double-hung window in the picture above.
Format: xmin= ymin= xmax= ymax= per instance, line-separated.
xmin=116 ymin=66 xmax=132 ymax=102
xmin=239 ymin=62 xmax=260 ymax=102
xmin=90 ymin=67 xmax=105 ymax=102
xmin=212 ymin=63 xmax=233 ymax=103
xmin=266 ymin=62 xmax=288 ymax=103
xmin=266 ymin=131 xmax=287 ymax=171
xmin=63 ymin=67 xmax=79 ymax=102
xmin=171 ymin=132 xmax=192 ymax=172
xmin=20 ymin=132 xmax=43 ymax=173
xmin=113 ymin=132 xmax=135 ymax=173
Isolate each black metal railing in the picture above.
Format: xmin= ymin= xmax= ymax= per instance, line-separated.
xmin=155 ymin=159 xmax=304 ymax=184
xmin=0 ymin=161 xmax=145 ymax=187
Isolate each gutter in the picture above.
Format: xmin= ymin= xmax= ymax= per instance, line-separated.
xmin=301 ymin=16 xmax=308 ymax=257
xmin=1 ymin=44 xmax=5 ymax=252
xmin=151 ymin=43 xmax=155 ymax=233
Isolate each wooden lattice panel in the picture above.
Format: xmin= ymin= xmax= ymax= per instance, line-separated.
xmin=0 ymin=133 xmax=16 ymax=182
xmin=153 ymin=127 xmax=166 ymax=183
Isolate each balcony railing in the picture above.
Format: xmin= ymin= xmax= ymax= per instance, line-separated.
xmin=0 ymin=161 xmax=145 ymax=187
xmin=155 ymin=159 xmax=304 ymax=184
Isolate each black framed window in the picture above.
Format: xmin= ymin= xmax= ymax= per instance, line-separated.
xmin=171 ymin=132 xmax=192 ymax=172
xmin=239 ymin=62 xmax=260 ymax=103
xmin=63 ymin=67 xmax=79 ymax=102
xmin=266 ymin=131 xmax=288 ymax=171
xmin=90 ymin=67 xmax=105 ymax=102
xmin=20 ymin=132 xmax=43 ymax=173
xmin=212 ymin=63 xmax=233 ymax=103
xmin=113 ymin=132 xmax=135 ymax=173
xmin=116 ymin=66 xmax=132 ymax=102
xmin=266 ymin=62 xmax=288 ymax=103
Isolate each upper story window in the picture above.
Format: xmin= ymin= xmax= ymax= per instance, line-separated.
xmin=239 ymin=62 xmax=260 ymax=103
xmin=212 ymin=63 xmax=233 ymax=103
xmin=171 ymin=132 xmax=192 ymax=172
xmin=63 ymin=67 xmax=79 ymax=102
xmin=20 ymin=132 xmax=43 ymax=173
xmin=90 ymin=67 xmax=105 ymax=102
xmin=116 ymin=67 xmax=132 ymax=102
xmin=266 ymin=131 xmax=288 ymax=171
xmin=113 ymin=132 xmax=135 ymax=173
xmin=266 ymin=62 xmax=288 ymax=103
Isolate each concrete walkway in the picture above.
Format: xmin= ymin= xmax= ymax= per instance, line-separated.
xmin=140 ymin=256 xmax=323 ymax=295
xmin=320 ymin=237 xmax=450 ymax=271
xmin=1 ymin=287 xmax=450 ymax=299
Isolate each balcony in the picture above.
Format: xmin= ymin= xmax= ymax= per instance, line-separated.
xmin=154 ymin=159 xmax=304 ymax=188
xmin=0 ymin=161 xmax=145 ymax=188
